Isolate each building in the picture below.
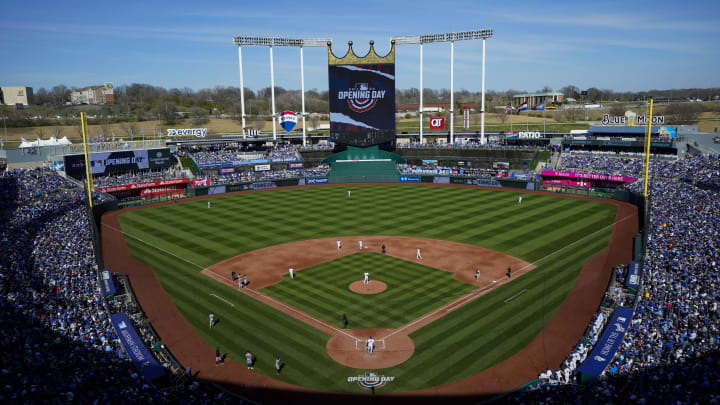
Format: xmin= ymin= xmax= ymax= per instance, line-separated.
xmin=70 ymin=83 xmax=114 ymax=105
xmin=513 ymin=92 xmax=564 ymax=109
xmin=0 ymin=86 xmax=34 ymax=106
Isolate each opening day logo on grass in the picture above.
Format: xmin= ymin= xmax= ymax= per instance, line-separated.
xmin=347 ymin=372 xmax=395 ymax=389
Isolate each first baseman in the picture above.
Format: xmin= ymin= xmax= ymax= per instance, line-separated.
xmin=475 ymin=268 xmax=480 ymax=281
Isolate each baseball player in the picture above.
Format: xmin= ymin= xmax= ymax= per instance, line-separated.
xmin=475 ymin=268 xmax=480 ymax=281
xmin=364 ymin=271 xmax=369 ymax=284
xmin=215 ymin=347 xmax=222 ymax=366
xmin=367 ymin=336 xmax=375 ymax=354
xmin=209 ymin=312 xmax=215 ymax=328
xmin=243 ymin=274 xmax=248 ymax=287
xmin=245 ymin=350 xmax=254 ymax=369
xmin=507 ymin=266 xmax=512 ymax=278
xmin=416 ymin=248 xmax=422 ymax=260
xmin=289 ymin=267 xmax=294 ymax=280
xmin=518 ymin=196 xmax=522 ymax=204
xmin=275 ymin=356 xmax=282 ymax=375
xmin=348 ymin=189 xmax=351 ymax=197
xmin=359 ymin=240 xmax=363 ymax=250
xmin=238 ymin=276 xmax=243 ymax=289
xmin=208 ymin=201 xmax=211 ymax=208
xmin=337 ymin=240 xmax=342 ymax=250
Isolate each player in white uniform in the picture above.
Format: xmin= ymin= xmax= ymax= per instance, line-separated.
xmin=363 ymin=272 xmax=369 ymax=284
xmin=416 ymin=248 xmax=422 ymax=260
xmin=208 ymin=201 xmax=211 ymax=208
xmin=367 ymin=336 xmax=375 ymax=353
xmin=337 ymin=240 xmax=342 ymax=250
xmin=289 ymin=267 xmax=294 ymax=280
xmin=209 ymin=312 xmax=215 ymax=328
xmin=348 ymin=189 xmax=351 ymax=197
xmin=359 ymin=240 xmax=363 ymax=250
xmin=518 ymin=196 xmax=522 ymax=204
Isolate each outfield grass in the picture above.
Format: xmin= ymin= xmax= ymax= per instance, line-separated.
xmin=261 ymin=252 xmax=477 ymax=329
xmin=118 ymin=185 xmax=617 ymax=392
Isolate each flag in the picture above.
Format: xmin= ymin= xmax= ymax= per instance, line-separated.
xmin=516 ymin=102 xmax=528 ymax=114
xmin=534 ymin=101 xmax=546 ymax=111
xmin=504 ymin=103 xmax=513 ymax=115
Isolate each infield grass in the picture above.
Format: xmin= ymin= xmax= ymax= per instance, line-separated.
xmin=261 ymin=252 xmax=476 ymax=329
xmin=118 ymin=185 xmax=618 ymax=392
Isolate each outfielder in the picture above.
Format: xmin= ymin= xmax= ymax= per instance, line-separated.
xmin=348 ymin=189 xmax=351 ymax=197
xmin=367 ymin=336 xmax=375 ymax=354
xmin=518 ymin=196 xmax=522 ymax=204
xmin=275 ymin=356 xmax=282 ymax=375
xmin=289 ymin=267 xmax=294 ymax=280
xmin=209 ymin=312 xmax=215 ymax=328
xmin=364 ymin=271 xmax=369 ymax=284
xmin=245 ymin=350 xmax=254 ymax=369
xmin=208 ymin=201 xmax=211 ymax=209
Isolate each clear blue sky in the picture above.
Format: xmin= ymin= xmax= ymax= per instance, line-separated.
xmin=1 ymin=0 xmax=718 ymax=93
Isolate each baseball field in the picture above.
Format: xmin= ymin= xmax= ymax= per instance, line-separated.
xmin=107 ymin=184 xmax=627 ymax=395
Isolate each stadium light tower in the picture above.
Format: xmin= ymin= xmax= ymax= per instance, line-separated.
xmin=392 ymin=29 xmax=493 ymax=144
xmin=232 ymin=36 xmax=331 ymax=144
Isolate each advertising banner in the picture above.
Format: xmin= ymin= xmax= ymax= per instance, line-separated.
xmin=329 ymin=64 xmax=395 ymax=147
xmin=399 ymin=176 xmax=421 ymax=183
xmin=140 ymin=185 xmax=185 ymax=197
xmin=147 ymin=148 xmax=173 ymax=169
xmin=429 ymin=117 xmax=445 ymax=129
xmin=288 ymin=162 xmax=304 ymax=169
xmin=625 ymin=261 xmax=642 ymax=293
xmin=541 ymin=170 xmax=637 ymax=183
xmin=254 ymin=164 xmax=271 ymax=172
xmin=659 ymin=126 xmax=677 ymax=138
xmin=192 ymin=178 xmax=211 ymax=187
xmin=65 ymin=150 xmax=151 ymax=177
xmin=279 ymin=111 xmax=298 ymax=133
xmin=250 ymin=181 xmax=276 ymax=190
xmin=543 ymin=179 xmax=591 ymax=188
xmin=99 ymin=269 xmax=116 ymax=297
xmin=219 ymin=167 xmax=236 ymax=175
xmin=306 ymin=177 xmax=329 ymax=184
xmin=96 ymin=178 xmax=188 ymax=193
xmin=110 ymin=313 xmax=165 ymax=381
xmin=578 ymin=306 xmax=634 ymax=378
xmin=208 ymin=186 xmax=227 ymax=195
xmin=433 ymin=176 xmax=450 ymax=184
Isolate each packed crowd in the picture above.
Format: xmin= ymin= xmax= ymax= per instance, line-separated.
xmin=0 ymin=168 xmax=239 ymax=404
xmin=396 ymin=163 xmax=493 ymax=177
xmin=510 ymin=154 xmax=720 ymax=404
xmin=94 ymin=168 xmax=186 ymax=188
xmin=207 ymin=166 xmax=329 ymax=185
xmin=181 ymin=143 xmax=300 ymax=165
xmin=558 ymin=152 xmax=647 ymax=177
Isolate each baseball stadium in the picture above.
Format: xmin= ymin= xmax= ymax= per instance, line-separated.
xmin=3 ymin=13 xmax=720 ymax=405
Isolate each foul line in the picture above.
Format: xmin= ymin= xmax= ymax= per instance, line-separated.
xmin=380 ymin=213 xmax=636 ymax=340
xmin=209 ymin=293 xmax=235 ymax=307
xmin=504 ymin=289 xmax=529 ymax=303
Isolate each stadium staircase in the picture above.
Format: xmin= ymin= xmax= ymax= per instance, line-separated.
xmin=323 ymin=146 xmax=404 ymax=183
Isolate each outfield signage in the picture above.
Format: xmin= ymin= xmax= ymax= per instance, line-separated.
xmin=219 ymin=167 xmax=236 ymax=174
xmin=99 ymin=269 xmax=116 ymax=296
xmin=519 ymin=131 xmax=542 ymax=139
xmin=601 ymin=113 xmax=665 ymax=126
xmin=399 ymin=176 xmax=421 ymax=183
xmin=542 ymin=170 xmax=636 ymax=183
xmin=288 ymin=162 xmax=304 ymax=169
xmin=192 ymin=178 xmax=211 ymax=187
xmin=429 ymin=117 xmax=445 ymax=129
xmin=110 ymin=313 xmax=165 ymax=381
xmin=306 ymin=177 xmax=329 ymax=184
xmin=64 ymin=148 xmax=174 ymax=177
xmin=578 ymin=306 xmax=634 ymax=378
xmin=96 ymin=178 xmax=188 ymax=193
xmin=254 ymin=164 xmax=271 ymax=172
xmin=167 ymin=128 xmax=207 ymax=137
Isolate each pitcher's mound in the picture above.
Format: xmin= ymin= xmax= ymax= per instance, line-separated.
xmin=349 ymin=280 xmax=387 ymax=294
xmin=327 ymin=329 xmax=415 ymax=369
